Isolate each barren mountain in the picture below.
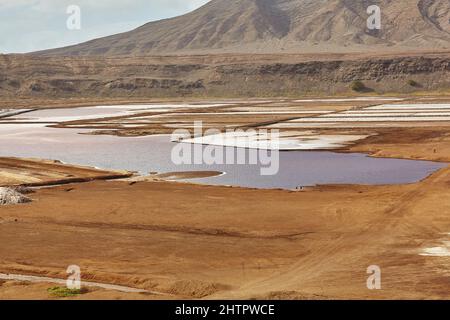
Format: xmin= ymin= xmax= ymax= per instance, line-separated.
xmin=38 ymin=0 xmax=450 ymax=56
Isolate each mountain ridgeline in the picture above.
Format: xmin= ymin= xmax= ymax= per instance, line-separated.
xmin=38 ymin=0 xmax=450 ymax=56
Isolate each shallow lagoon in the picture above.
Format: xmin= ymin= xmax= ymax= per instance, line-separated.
xmin=0 ymin=106 xmax=447 ymax=189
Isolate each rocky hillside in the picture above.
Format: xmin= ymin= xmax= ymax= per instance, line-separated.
xmin=37 ymin=0 xmax=450 ymax=56
xmin=1 ymin=53 xmax=449 ymax=97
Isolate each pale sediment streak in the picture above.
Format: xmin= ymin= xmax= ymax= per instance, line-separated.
xmin=328 ymin=113 xmax=450 ymax=117
xmin=0 ymin=109 xmax=32 ymax=118
xmin=152 ymin=111 xmax=333 ymax=115
xmin=289 ymin=116 xmax=450 ymax=122
xmin=344 ymin=109 xmax=450 ymax=114
xmin=183 ymin=131 xmax=368 ymax=150
xmin=367 ymin=104 xmax=450 ymax=110
xmin=420 ymin=233 xmax=450 ymax=257
xmin=269 ymin=103 xmax=450 ymax=128
xmin=420 ymin=246 xmax=450 ymax=257
xmin=420 ymin=242 xmax=450 ymax=257
xmin=295 ymin=97 xmax=404 ymax=102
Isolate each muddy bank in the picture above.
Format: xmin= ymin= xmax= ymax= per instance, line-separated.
xmin=0 ymin=157 xmax=132 ymax=187
xmin=125 ymin=171 xmax=225 ymax=182
xmin=346 ymin=126 xmax=450 ymax=162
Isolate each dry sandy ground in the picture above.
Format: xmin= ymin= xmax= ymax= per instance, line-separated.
xmin=0 ymin=165 xmax=449 ymax=300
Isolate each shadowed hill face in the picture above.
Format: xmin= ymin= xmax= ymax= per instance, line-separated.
xmin=33 ymin=0 xmax=450 ymax=56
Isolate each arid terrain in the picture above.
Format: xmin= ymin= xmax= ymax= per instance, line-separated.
xmin=1 ymin=0 xmax=449 ymax=99
xmin=0 ymin=0 xmax=449 ymax=301
xmin=0 ymin=96 xmax=449 ymax=300
xmin=1 ymin=51 xmax=449 ymax=98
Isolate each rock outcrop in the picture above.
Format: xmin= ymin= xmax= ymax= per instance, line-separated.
xmin=0 ymin=187 xmax=31 ymax=205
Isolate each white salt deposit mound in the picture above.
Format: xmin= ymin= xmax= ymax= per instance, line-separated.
xmin=0 ymin=187 xmax=31 ymax=205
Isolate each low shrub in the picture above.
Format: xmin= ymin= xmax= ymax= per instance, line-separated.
xmin=350 ymin=80 xmax=366 ymax=92
xmin=47 ymin=286 xmax=86 ymax=297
